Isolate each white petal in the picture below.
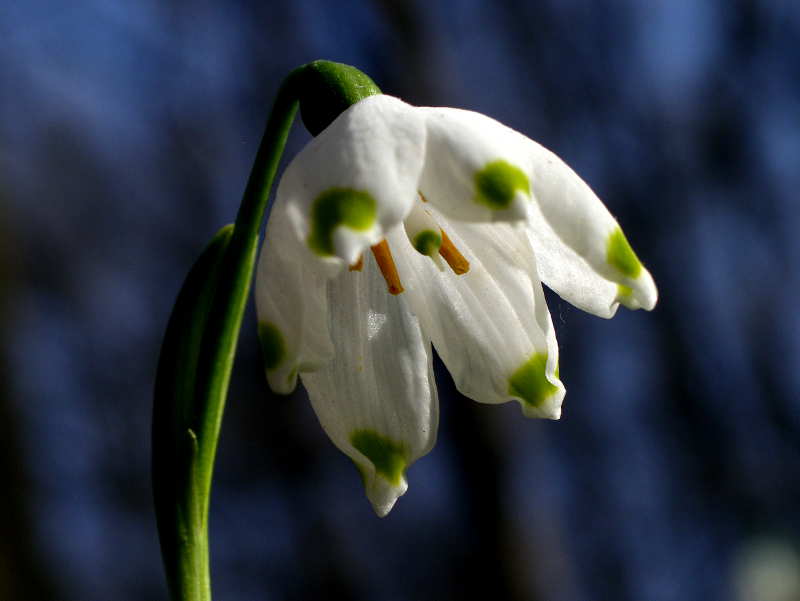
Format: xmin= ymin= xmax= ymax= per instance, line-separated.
xmin=417 ymin=106 xmax=656 ymax=315
xmin=388 ymin=217 xmax=564 ymax=420
xmin=417 ymin=107 xmax=534 ymax=224
xmin=279 ymin=95 xmax=427 ymax=265
xmin=456 ymin=220 xmax=624 ymax=318
xmin=301 ymin=253 xmax=438 ymax=517
xmin=523 ymin=139 xmax=658 ymax=312
xmin=483 ymin=221 xmax=622 ymax=319
xmin=255 ymin=201 xmax=334 ymax=394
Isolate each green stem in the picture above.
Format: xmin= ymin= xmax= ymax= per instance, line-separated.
xmin=193 ymin=68 xmax=300 ymax=528
xmin=153 ymin=60 xmax=381 ymax=601
xmin=153 ymin=70 xmax=300 ymax=601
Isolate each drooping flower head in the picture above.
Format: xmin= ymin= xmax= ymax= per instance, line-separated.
xmin=256 ymin=63 xmax=657 ymax=516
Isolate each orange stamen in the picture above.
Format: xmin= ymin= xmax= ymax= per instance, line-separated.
xmin=370 ymin=240 xmax=404 ymax=295
xmin=419 ymin=191 xmax=429 ymax=203
xmin=438 ymin=229 xmax=470 ymax=275
xmin=349 ymin=254 xmax=364 ymax=271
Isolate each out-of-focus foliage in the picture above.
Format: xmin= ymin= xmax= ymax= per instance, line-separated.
xmin=1 ymin=1 xmax=799 ymax=600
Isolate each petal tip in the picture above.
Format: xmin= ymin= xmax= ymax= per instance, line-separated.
xmin=266 ymin=367 xmax=299 ymax=395
xmin=640 ymin=272 xmax=659 ymax=311
xmin=364 ymin=473 xmax=408 ymax=517
xmin=519 ymin=388 xmax=564 ymax=420
xmin=617 ymin=270 xmax=658 ymax=312
xmin=519 ymin=401 xmax=560 ymax=420
xmin=350 ymin=430 xmax=412 ymax=516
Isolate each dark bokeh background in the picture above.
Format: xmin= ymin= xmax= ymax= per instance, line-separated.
xmin=2 ymin=1 xmax=800 ymax=600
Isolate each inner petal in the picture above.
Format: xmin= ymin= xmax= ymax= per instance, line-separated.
xmin=386 ymin=215 xmax=564 ymax=420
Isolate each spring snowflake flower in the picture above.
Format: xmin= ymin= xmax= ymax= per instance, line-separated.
xmin=255 ymin=94 xmax=657 ymax=516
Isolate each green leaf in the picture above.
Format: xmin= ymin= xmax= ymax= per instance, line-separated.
xmin=152 ymin=224 xmax=233 ymax=601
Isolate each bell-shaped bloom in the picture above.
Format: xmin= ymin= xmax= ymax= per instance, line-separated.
xmin=255 ymin=94 xmax=657 ymax=516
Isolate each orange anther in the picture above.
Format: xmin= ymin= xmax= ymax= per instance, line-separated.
xmin=349 ymin=254 xmax=364 ymax=271
xmin=438 ymin=230 xmax=470 ymax=275
xmin=370 ymin=240 xmax=404 ymax=295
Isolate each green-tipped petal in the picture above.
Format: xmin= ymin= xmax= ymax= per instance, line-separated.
xmin=278 ymin=95 xmax=427 ymax=266
xmin=474 ymin=160 xmax=531 ymax=211
xmin=389 ymin=212 xmax=564 ymax=420
xmin=417 ymin=107 xmax=534 ymax=224
xmin=350 ymin=429 xmax=408 ymax=487
xmin=301 ymin=253 xmax=438 ymax=517
xmin=520 ymin=138 xmax=658 ymax=314
xmin=307 ymin=188 xmax=377 ymax=257
xmin=509 ymin=352 xmax=560 ymax=414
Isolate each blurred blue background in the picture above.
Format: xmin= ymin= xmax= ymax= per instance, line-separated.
xmin=2 ymin=1 xmax=800 ymax=600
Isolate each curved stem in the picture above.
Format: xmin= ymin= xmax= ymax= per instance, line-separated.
xmin=153 ymin=70 xmax=300 ymax=601
xmin=154 ymin=59 xmax=381 ymax=601
xmin=193 ymin=69 xmax=300 ymax=528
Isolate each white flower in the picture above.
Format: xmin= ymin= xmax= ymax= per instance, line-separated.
xmin=255 ymin=94 xmax=657 ymax=516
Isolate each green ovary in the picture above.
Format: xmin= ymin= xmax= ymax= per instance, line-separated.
xmin=508 ymin=352 xmax=559 ymax=408
xmin=258 ymin=322 xmax=285 ymax=370
xmin=606 ymin=227 xmax=642 ymax=279
xmin=307 ymin=188 xmax=377 ymax=256
xmin=412 ymin=229 xmax=442 ymax=256
xmin=474 ymin=160 xmax=530 ymax=210
xmin=350 ymin=429 xmax=408 ymax=486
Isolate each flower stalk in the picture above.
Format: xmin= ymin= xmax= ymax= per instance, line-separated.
xmin=152 ymin=61 xmax=380 ymax=601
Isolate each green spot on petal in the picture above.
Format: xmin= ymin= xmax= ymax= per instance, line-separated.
xmin=412 ymin=229 xmax=442 ymax=257
xmin=350 ymin=429 xmax=407 ymax=486
xmin=617 ymin=283 xmax=633 ymax=299
xmin=258 ymin=322 xmax=285 ymax=371
xmin=307 ymin=188 xmax=376 ymax=256
xmin=508 ymin=352 xmax=558 ymax=408
xmin=474 ymin=160 xmax=530 ymax=210
xmin=606 ymin=227 xmax=642 ymax=279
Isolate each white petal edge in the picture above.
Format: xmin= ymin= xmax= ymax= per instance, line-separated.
xmin=522 ymin=137 xmax=658 ymax=312
xmin=255 ymin=200 xmax=334 ymax=394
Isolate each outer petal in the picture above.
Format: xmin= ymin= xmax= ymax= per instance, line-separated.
xmin=522 ymin=220 xmax=620 ymax=318
xmin=301 ymin=253 xmax=438 ymax=517
xmin=280 ymin=94 xmax=427 ymax=266
xmin=417 ymin=106 xmax=656 ymax=315
xmin=388 ymin=217 xmax=564 ymax=419
xmin=523 ymin=138 xmax=657 ymax=313
xmin=417 ymin=107 xmax=534 ymax=224
xmin=255 ymin=200 xmax=334 ymax=394
xmin=495 ymin=221 xmax=623 ymax=319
